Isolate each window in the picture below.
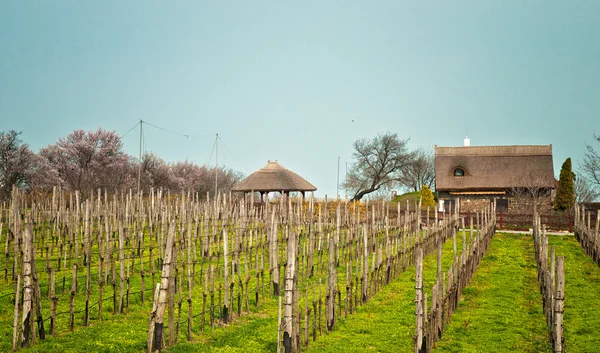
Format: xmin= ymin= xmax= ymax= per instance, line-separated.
xmin=453 ymin=168 xmax=465 ymax=177
xmin=496 ymin=199 xmax=509 ymax=212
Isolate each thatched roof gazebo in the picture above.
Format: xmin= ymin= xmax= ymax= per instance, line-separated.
xmin=232 ymin=160 xmax=316 ymax=201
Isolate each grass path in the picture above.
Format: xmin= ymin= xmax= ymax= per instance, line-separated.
xmin=548 ymin=235 xmax=600 ymax=352
xmin=434 ymin=233 xmax=550 ymax=353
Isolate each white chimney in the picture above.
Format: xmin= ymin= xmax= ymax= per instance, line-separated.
xmin=464 ymin=136 xmax=470 ymax=147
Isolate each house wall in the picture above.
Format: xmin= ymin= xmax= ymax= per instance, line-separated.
xmin=438 ymin=191 xmax=554 ymax=214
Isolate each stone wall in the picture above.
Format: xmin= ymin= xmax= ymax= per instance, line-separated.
xmin=438 ymin=192 xmax=555 ymax=214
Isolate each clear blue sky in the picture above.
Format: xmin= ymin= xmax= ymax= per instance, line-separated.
xmin=1 ymin=1 xmax=598 ymax=198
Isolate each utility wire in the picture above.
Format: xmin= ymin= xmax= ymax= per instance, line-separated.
xmin=218 ymin=136 xmax=251 ymax=174
xmin=207 ymin=138 xmax=216 ymax=167
xmin=120 ymin=122 xmax=141 ymax=138
xmin=142 ymin=120 xmax=215 ymax=139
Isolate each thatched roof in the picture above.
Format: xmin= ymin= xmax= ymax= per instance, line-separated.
xmin=231 ymin=160 xmax=317 ymax=193
xmin=435 ymin=145 xmax=556 ymax=191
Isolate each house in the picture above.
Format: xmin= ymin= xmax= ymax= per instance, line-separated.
xmin=435 ymin=143 xmax=556 ymax=213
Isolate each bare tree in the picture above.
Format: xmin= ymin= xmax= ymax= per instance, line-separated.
xmin=0 ymin=130 xmax=37 ymax=201
xmin=343 ymin=132 xmax=413 ymax=201
xmin=574 ymin=174 xmax=600 ymax=203
xmin=509 ymin=172 xmax=555 ymax=213
xmin=581 ymin=133 xmax=600 ymax=188
xmin=400 ymin=147 xmax=434 ymax=192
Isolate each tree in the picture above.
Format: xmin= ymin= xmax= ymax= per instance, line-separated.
xmin=343 ymin=132 xmax=413 ymax=201
xmin=401 ymin=147 xmax=435 ymax=192
xmin=139 ymin=152 xmax=174 ymax=192
xmin=40 ymin=128 xmax=131 ymax=194
xmin=0 ymin=130 xmax=37 ymax=201
xmin=420 ymin=185 xmax=435 ymax=208
xmin=169 ymin=161 xmax=244 ymax=198
xmin=581 ymin=133 xmax=600 ymax=190
xmin=555 ymin=158 xmax=575 ymax=211
xmin=28 ymin=154 xmax=62 ymax=197
xmin=574 ymin=174 xmax=600 ymax=203
xmin=509 ymin=172 xmax=555 ymax=213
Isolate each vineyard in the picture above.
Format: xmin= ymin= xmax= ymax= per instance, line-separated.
xmin=1 ymin=189 xmax=600 ymax=353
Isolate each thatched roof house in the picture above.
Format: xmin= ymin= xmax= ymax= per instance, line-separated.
xmin=232 ymin=160 xmax=316 ymax=199
xmin=435 ymin=145 xmax=556 ymax=212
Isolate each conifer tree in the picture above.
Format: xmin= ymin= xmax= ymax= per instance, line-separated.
xmin=555 ymin=157 xmax=575 ymax=211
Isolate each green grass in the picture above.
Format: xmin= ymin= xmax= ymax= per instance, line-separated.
xmin=391 ymin=191 xmax=438 ymax=204
xmin=391 ymin=192 xmax=420 ymax=204
xmin=548 ymin=235 xmax=600 ymax=352
xmin=434 ymin=233 xmax=550 ymax=353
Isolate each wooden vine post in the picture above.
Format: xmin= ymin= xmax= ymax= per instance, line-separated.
xmin=362 ymin=224 xmax=368 ymax=303
xmin=149 ymin=220 xmax=176 ymax=353
xmin=283 ymin=230 xmax=297 ymax=353
xmin=415 ymin=248 xmax=425 ymax=353
xmin=326 ymin=234 xmax=336 ymax=331
xmin=554 ymin=256 xmax=565 ymax=353
xmin=12 ymin=274 xmax=21 ymax=351
xmin=21 ymin=221 xmax=34 ymax=347
xmin=271 ymin=212 xmax=280 ymax=296
xmin=223 ymin=228 xmax=230 ymax=324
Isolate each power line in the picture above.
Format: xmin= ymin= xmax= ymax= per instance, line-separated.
xmin=142 ymin=120 xmax=215 ymax=139
xmin=218 ymin=136 xmax=251 ymax=174
xmin=120 ymin=121 xmax=140 ymax=138
xmin=207 ymin=137 xmax=216 ymax=167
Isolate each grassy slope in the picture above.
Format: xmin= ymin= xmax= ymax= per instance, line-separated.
xmin=548 ymin=235 xmax=600 ymax=352
xmin=434 ymin=233 xmax=550 ymax=353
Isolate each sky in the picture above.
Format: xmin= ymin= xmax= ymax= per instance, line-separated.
xmin=1 ymin=1 xmax=599 ymax=198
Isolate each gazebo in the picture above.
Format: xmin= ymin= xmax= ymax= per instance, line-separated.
xmin=232 ymin=160 xmax=317 ymax=202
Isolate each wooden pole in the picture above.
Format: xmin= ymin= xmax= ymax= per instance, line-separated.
xmin=277 ymin=295 xmax=282 ymax=353
xmin=362 ymin=224 xmax=368 ymax=303
xmin=150 ymin=220 xmax=176 ymax=353
xmin=118 ymin=219 xmax=125 ymax=314
xmin=21 ymin=221 xmax=33 ymax=347
xmin=283 ymin=230 xmax=296 ymax=352
xmin=415 ymin=248 xmax=424 ymax=353
xmin=223 ymin=228 xmax=230 ymax=323
xmin=554 ymin=256 xmax=565 ymax=353
xmin=147 ymin=283 xmax=161 ymax=353
xmin=12 ymin=274 xmax=21 ymax=351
